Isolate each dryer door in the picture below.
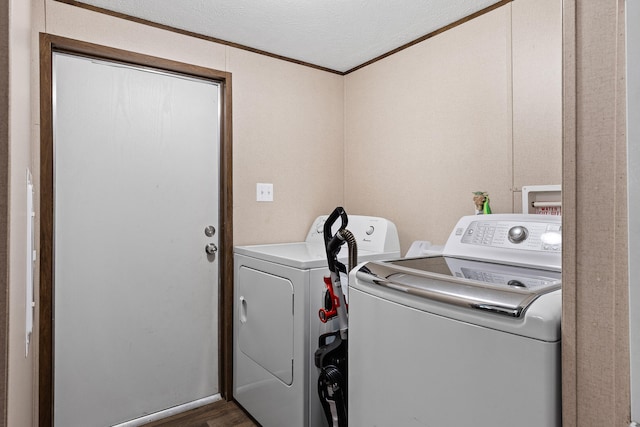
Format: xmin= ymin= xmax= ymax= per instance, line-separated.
xmin=237 ymin=266 xmax=294 ymax=385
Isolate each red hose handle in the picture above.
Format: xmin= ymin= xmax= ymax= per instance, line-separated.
xmin=319 ymin=276 xmax=340 ymax=323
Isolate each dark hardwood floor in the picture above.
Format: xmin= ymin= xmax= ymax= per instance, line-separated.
xmin=142 ymin=400 xmax=259 ymax=427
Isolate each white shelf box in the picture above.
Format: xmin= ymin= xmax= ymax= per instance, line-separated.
xmin=522 ymin=185 xmax=561 ymax=215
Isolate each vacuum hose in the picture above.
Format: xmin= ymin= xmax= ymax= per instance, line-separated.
xmin=337 ymin=229 xmax=358 ymax=273
xmin=318 ymin=364 xmax=347 ymax=426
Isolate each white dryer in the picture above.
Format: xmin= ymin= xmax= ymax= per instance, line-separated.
xmin=233 ymin=214 xmax=400 ymax=427
xmin=349 ymin=214 xmax=562 ymax=427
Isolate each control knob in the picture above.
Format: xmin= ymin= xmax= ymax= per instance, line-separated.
xmin=508 ymin=226 xmax=528 ymax=244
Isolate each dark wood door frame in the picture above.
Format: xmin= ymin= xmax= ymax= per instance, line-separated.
xmin=38 ymin=33 xmax=234 ymax=426
xmin=0 ymin=2 xmax=9 ymax=427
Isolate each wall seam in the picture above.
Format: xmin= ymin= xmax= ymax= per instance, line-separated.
xmin=342 ymin=75 xmax=347 ymax=207
xmin=508 ymin=2 xmax=515 ymax=210
xmin=0 ymin=0 xmax=9 ymax=425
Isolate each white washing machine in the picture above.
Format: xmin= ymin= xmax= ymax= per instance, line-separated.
xmin=349 ymin=214 xmax=562 ymax=427
xmin=233 ymin=214 xmax=400 ymax=427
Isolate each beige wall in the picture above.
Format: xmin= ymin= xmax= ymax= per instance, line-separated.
xmin=7 ymin=0 xmax=34 ymax=425
xmin=512 ymin=0 xmax=562 ymax=192
xmin=345 ymin=5 xmax=512 ymax=249
xmin=227 ymin=46 xmax=344 ymax=245
xmin=345 ymin=0 xmax=562 ymax=253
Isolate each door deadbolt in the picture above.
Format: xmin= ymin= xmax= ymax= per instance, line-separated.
xmin=204 ymin=226 xmax=216 ymax=237
xmin=205 ymin=243 xmax=218 ymax=255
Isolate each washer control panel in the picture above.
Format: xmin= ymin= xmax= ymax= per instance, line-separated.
xmin=445 ymin=214 xmax=562 ymax=271
xmin=459 ymin=220 xmax=561 ymax=252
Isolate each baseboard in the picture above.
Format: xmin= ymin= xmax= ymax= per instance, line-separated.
xmin=113 ymin=394 xmax=223 ymax=427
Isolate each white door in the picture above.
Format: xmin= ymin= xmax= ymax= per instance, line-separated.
xmin=52 ymin=52 xmax=220 ymax=427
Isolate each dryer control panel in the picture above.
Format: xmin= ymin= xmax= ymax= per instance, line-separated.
xmin=305 ymin=215 xmax=400 ymax=254
xmin=443 ymin=214 xmax=562 ymax=271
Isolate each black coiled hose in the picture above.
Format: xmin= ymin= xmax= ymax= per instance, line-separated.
xmin=318 ymin=364 xmax=347 ymax=426
xmin=337 ymin=228 xmax=358 ymax=273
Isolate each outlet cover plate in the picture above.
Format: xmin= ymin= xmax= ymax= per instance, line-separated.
xmin=257 ymin=183 xmax=273 ymax=202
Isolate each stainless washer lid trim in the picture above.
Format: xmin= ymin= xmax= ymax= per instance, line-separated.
xmin=355 ymin=261 xmax=561 ymax=318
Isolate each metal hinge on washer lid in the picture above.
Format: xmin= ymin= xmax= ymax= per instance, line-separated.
xmin=475 ymin=304 xmax=521 ymax=317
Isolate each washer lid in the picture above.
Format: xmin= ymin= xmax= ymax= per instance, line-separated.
xmin=355 ymin=256 xmax=561 ymax=318
xmin=352 ymin=257 xmax=562 ymax=341
xmin=234 ymin=242 xmax=398 ymax=269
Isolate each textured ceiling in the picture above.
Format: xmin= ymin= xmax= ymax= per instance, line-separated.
xmin=74 ymin=0 xmax=502 ymax=73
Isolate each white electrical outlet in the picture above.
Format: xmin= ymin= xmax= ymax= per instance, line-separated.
xmin=256 ymin=183 xmax=274 ymax=202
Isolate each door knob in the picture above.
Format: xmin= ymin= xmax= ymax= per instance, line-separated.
xmin=205 ymin=243 xmax=218 ymax=255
